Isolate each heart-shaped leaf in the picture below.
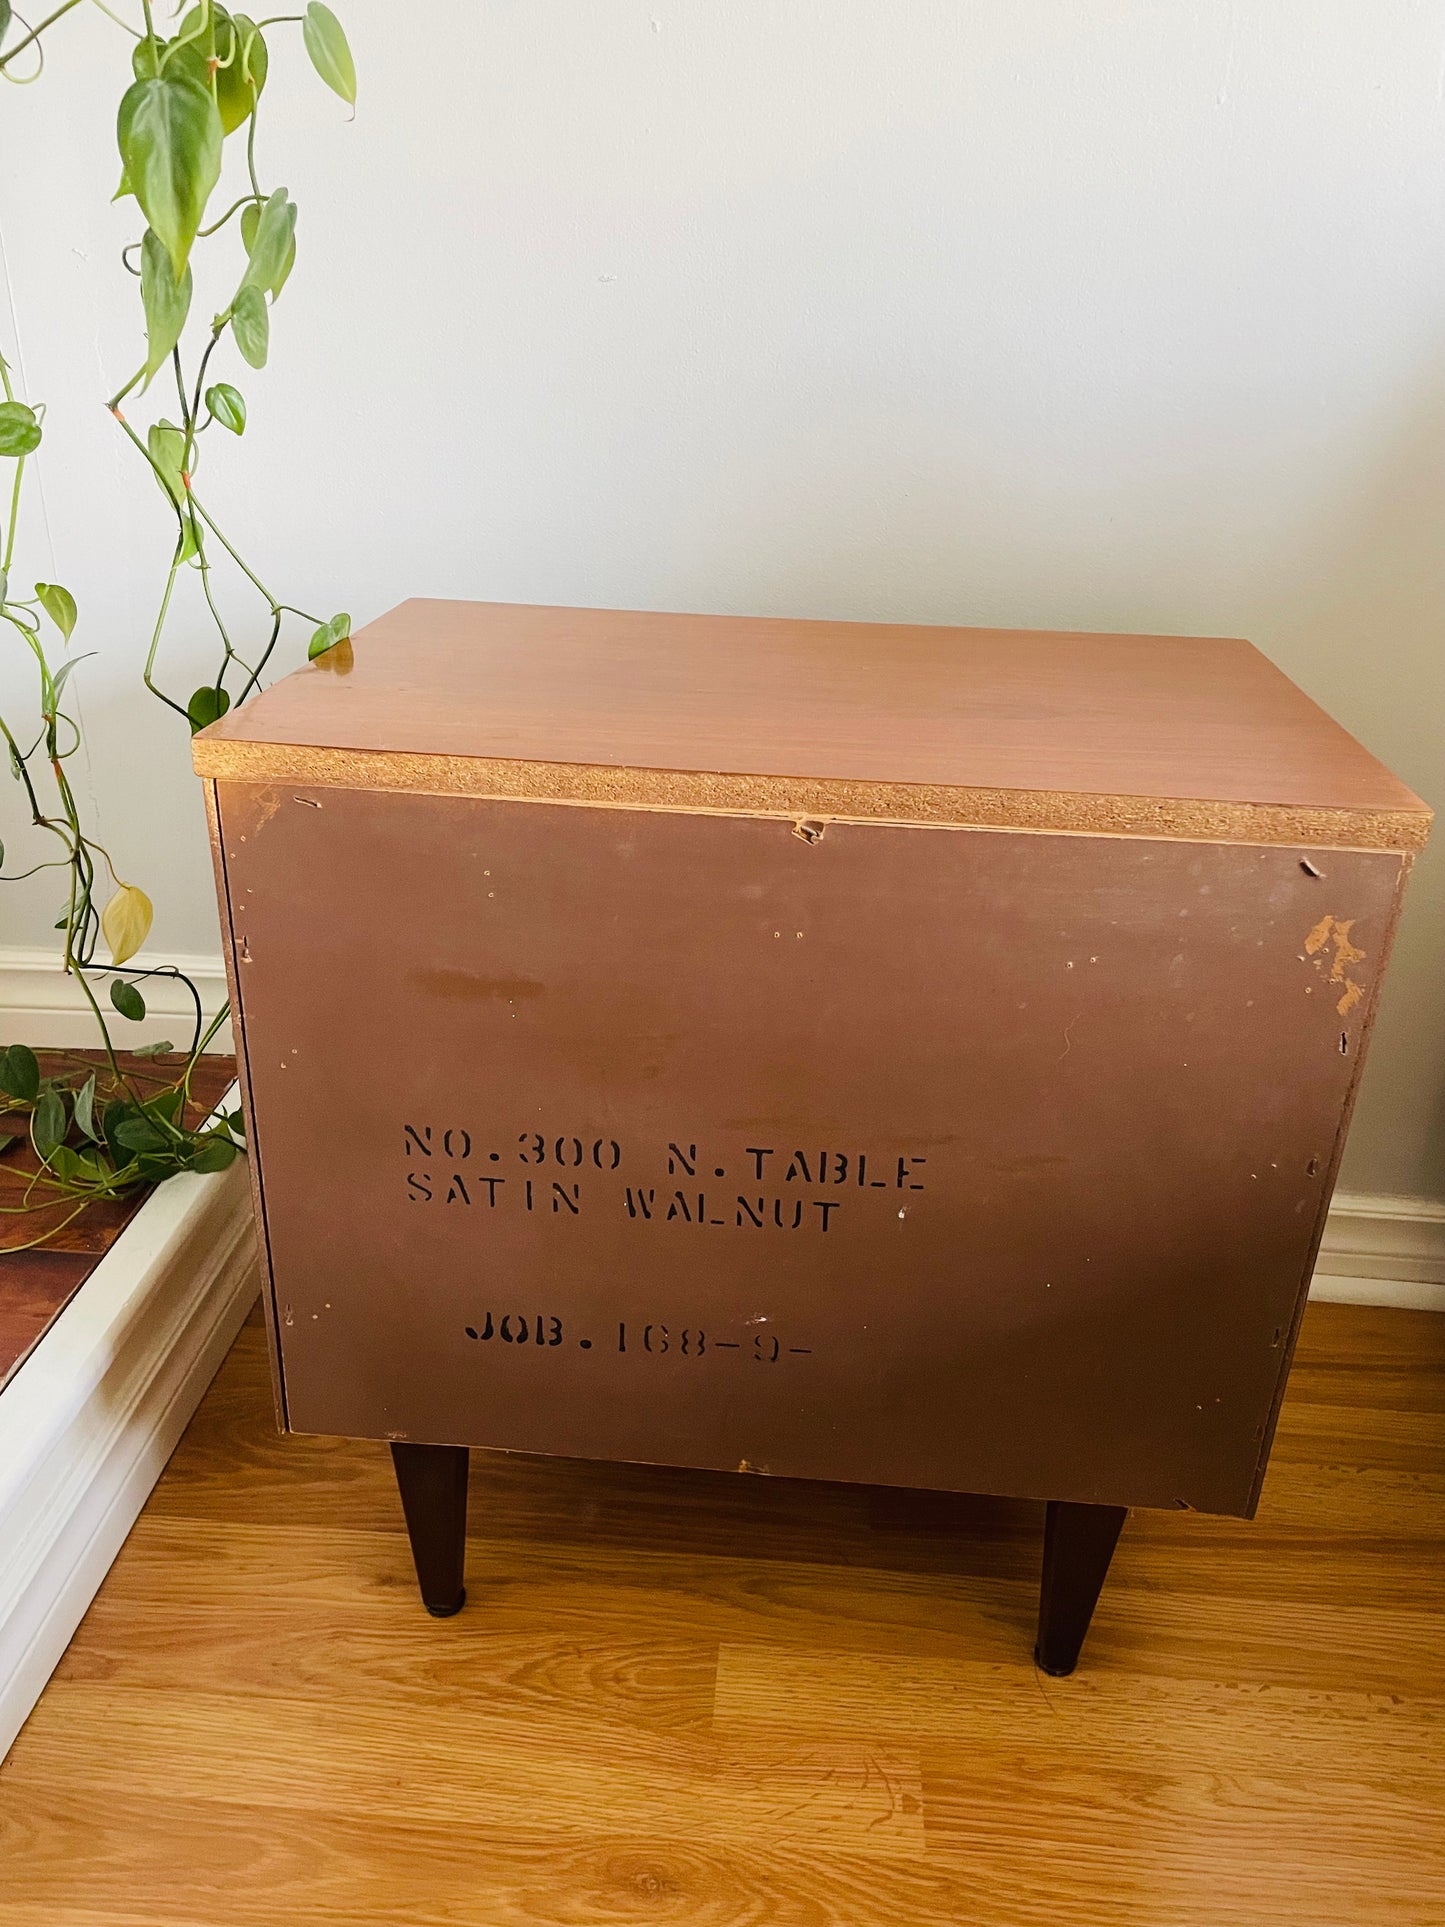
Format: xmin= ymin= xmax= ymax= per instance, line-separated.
xmin=73 ymin=1071 xmax=100 ymax=1143
xmin=217 ymin=12 xmax=268 ymax=133
xmin=148 ymin=420 xmax=187 ymax=509
xmin=0 ymin=401 xmax=41 ymax=457
xmin=35 ymin=582 xmax=77 ymax=639
xmin=240 ymin=188 xmax=297 ymax=300
xmin=308 ymin=611 xmax=351 ymax=660
xmin=115 ymin=1115 xmax=167 ymax=1152
xmin=32 ymin=1088 xmax=67 ymax=1159
xmin=0 ymin=1043 xmax=40 ymax=1103
xmin=140 ymin=227 xmax=193 ymax=385
xmin=190 ymin=1134 xmax=239 ymax=1172
xmin=232 ymin=15 xmax=270 ymax=101
xmin=205 ymin=382 xmax=246 ymax=434
xmin=109 ymin=978 xmax=148 ymax=1022
xmin=187 ymin=683 xmax=231 ymax=733
xmin=303 ymin=2 xmax=355 ymax=104
xmin=117 ymin=72 xmax=223 ymax=279
xmin=102 ymin=882 xmax=154 ymax=966
xmin=231 ymin=284 xmax=269 ymax=368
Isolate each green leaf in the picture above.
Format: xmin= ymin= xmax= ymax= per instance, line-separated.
xmin=35 ymin=582 xmax=77 ymax=639
xmin=117 ymin=72 xmax=223 ymax=279
xmin=218 ymin=13 xmax=268 ymax=133
xmin=133 ymin=1040 xmax=176 ymax=1058
xmin=73 ymin=1071 xmax=100 ymax=1143
xmin=110 ymin=979 xmax=147 ymax=1022
xmin=240 ymin=188 xmax=297 ymax=301
xmin=205 ymin=381 xmax=245 ymax=434
xmin=0 ymin=1043 xmax=40 ymax=1103
xmin=140 ymin=227 xmax=193 ymax=385
xmin=0 ymin=4 xmax=11 ymax=50
xmin=114 ymin=1116 xmax=167 ymax=1152
xmin=131 ymin=33 xmax=163 ymax=82
xmin=32 ymin=1088 xmax=66 ymax=1159
xmin=232 ymin=15 xmax=269 ymax=100
xmin=308 ymin=611 xmax=351 ymax=660
xmin=172 ymin=8 xmax=267 ymax=135
xmin=187 ymin=683 xmax=231 ymax=733
xmin=303 ymin=3 xmax=355 ymax=105
xmin=0 ymin=401 xmax=41 ymax=457
xmin=44 ymin=653 xmax=95 ymax=716
xmin=231 ymin=284 xmax=269 ymax=368
xmin=190 ymin=1134 xmax=238 ymax=1173
xmin=148 ymin=420 xmax=187 ymax=509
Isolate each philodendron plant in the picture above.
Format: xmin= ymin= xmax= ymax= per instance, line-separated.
xmin=0 ymin=0 xmax=354 ymax=1245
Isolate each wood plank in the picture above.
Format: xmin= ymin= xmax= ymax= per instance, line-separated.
xmin=0 ymin=1791 xmax=958 ymax=1927
xmin=4 ymin=1683 xmax=924 ymax=1853
xmin=1 ymin=1301 xmax=1440 ymax=1926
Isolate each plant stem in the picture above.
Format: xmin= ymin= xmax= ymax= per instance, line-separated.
xmin=0 ymin=0 xmax=85 ymax=73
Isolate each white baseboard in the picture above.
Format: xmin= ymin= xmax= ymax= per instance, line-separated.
xmin=0 ymin=943 xmax=231 ymax=1052
xmin=1309 ymin=1190 xmax=1445 ymax=1313
xmin=0 ymin=1091 xmax=258 ymax=1762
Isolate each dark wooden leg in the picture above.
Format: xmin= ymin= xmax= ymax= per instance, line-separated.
xmin=1034 ymin=1499 xmax=1127 ymax=1676
xmin=390 ymin=1442 xmax=469 ymax=1616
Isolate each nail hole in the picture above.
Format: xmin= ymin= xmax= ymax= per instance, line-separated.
xmin=293 ymin=795 xmax=322 ymax=808
xmin=1307 ymin=1157 xmax=1320 ymax=1176
xmin=1300 ymin=858 xmax=1323 ymax=877
xmin=1271 ymin=1327 xmax=1282 ymax=1347
xmin=1340 ymin=1032 xmax=1349 ymax=1054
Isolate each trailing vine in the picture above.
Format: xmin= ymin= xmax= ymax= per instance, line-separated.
xmin=0 ymin=0 xmax=354 ymax=1246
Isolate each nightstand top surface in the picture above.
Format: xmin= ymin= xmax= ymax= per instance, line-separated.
xmin=193 ymin=599 xmax=1429 ymax=849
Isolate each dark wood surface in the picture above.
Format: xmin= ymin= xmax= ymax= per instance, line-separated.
xmin=390 ymin=1442 xmax=470 ymax=1617
xmin=197 ymin=599 xmax=1429 ymax=826
xmin=1034 ymin=1500 xmax=1129 ymax=1675
xmin=0 ymin=1051 xmax=236 ymax=1389
xmin=1 ymin=1301 xmax=1440 ymax=1926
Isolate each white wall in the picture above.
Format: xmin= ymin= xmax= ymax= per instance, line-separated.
xmin=2 ymin=1 xmax=1443 ymax=1196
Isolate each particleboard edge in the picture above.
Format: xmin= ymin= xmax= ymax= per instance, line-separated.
xmin=191 ymin=739 xmax=1431 ymax=853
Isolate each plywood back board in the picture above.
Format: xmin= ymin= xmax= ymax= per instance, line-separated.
xmin=210 ymin=779 xmax=1408 ymax=1515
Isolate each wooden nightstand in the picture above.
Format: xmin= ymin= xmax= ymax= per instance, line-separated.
xmin=194 ymin=601 xmax=1428 ymax=1672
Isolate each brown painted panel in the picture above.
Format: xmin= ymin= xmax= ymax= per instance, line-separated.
xmin=216 ymin=783 xmax=1404 ymax=1516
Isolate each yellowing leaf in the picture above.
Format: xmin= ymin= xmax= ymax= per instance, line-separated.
xmin=101 ymin=882 xmax=153 ymax=966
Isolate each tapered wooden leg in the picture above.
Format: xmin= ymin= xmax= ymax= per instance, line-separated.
xmin=1034 ymin=1499 xmax=1127 ymax=1676
xmin=390 ymin=1442 xmax=469 ymax=1616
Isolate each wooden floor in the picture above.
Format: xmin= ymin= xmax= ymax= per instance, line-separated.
xmin=0 ymin=1301 xmax=1441 ymax=1926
